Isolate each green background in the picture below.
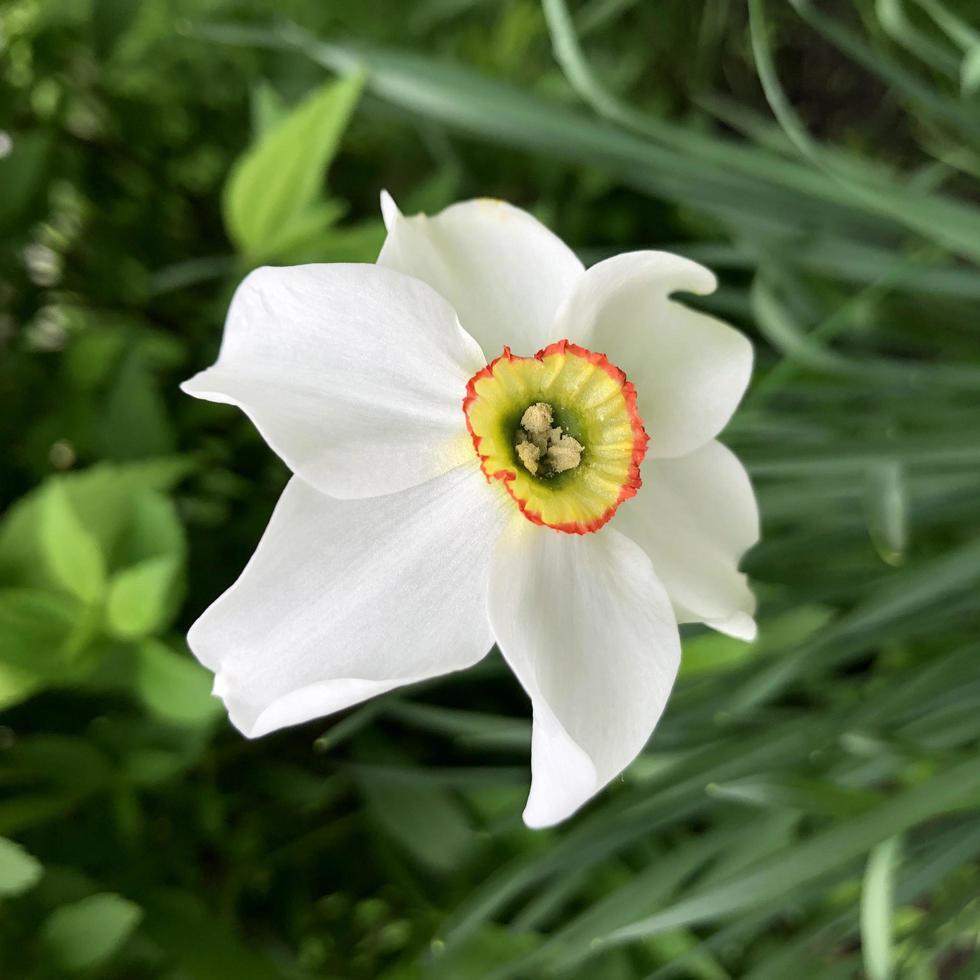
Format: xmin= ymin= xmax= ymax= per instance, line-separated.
xmin=2 ymin=0 xmax=979 ymax=977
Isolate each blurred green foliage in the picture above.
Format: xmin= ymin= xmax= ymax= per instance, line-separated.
xmin=2 ymin=0 xmax=980 ymax=977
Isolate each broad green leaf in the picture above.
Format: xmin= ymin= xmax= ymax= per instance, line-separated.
xmin=0 ymin=131 xmax=49 ymax=231
xmin=222 ymin=71 xmax=365 ymax=260
xmin=135 ymin=639 xmax=221 ymax=725
xmin=861 ymin=836 xmax=901 ymax=980
xmin=0 ymin=462 xmax=190 ymax=590
xmin=41 ymin=893 xmax=142 ymax=972
xmin=282 ymin=216 xmax=387 ymax=265
xmin=105 ymin=554 xmax=181 ymax=639
xmin=0 ymin=588 xmax=85 ymax=677
xmin=48 ymin=460 xmax=190 ymax=552
xmin=63 ymin=323 xmax=128 ymax=392
xmin=0 ymin=836 xmax=43 ymax=896
xmin=39 ymin=481 xmax=106 ymax=603
xmin=117 ymin=488 xmax=186 ymax=566
xmin=96 ymin=347 xmax=176 ymax=460
xmin=0 ymin=795 xmax=70 ymax=836
xmin=0 ymin=659 xmax=43 ymax=711
xmin=250 ymin=79 xmax=287 ymax=136
xmin=6 ymin=735 xmax=114 ymax=796
xmin=259 ymin=196 xmax=348 ymax=262
xmin=123 ymin=746 xmax=198 ymax=786
xmin=356 ymin=765 xmax=478 ymax=873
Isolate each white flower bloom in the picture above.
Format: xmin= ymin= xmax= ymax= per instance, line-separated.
xmin=182 ymin=194 xmax=758 ymax=828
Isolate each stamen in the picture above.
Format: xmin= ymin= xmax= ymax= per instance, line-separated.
xmin=521 ymin=402 xmax=552 ymax=436
xmin=515 ymin=402 xmax=583 ymax=477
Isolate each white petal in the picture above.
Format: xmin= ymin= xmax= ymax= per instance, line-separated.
xmin=377 ymin=194 xmax=584 ymax=359
xmin=615 ymin=440 xmax=759 ymax=640
xmin=380 ymin=188 xmax=400 ymax=230
xmin=555 ymin=251 xmax=752 ymax=458
xmin=188 ymin=462 xmax=508 ymax=737
xmin=488 ymin=521 xmax=681 ymax=827
xmin=182 ymin=263 xmax=486 ymax=499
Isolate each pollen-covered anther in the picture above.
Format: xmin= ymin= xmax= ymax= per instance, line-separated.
xmin=515 ymin=402 xmax=584 ymax=477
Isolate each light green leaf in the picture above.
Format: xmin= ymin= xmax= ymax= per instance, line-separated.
xmin=41 ymin=461 xmax=189 ymax=564
xmin=0 ymin=659 xmax=43 ymax=711
xmin=0 ymin=462 xmax=190 ymax=592
xmin=0 ymin=588 xmax=85 ymax=677
xmin=117 ymin=488 xmax=186 ymax=567
xmin=282 ymin=216 xmax=387 ymax=265
xmin=41 ymin=892 xmax=143 ymax=971
xmin=135 ymin=639 xmax=221 ymax=726
xmin=259 ymin=196 xmax=348 ymax=261
xmin=105 ymin=554 xmax=181 ymax=639
xmin=0 ymin=836 xmax=43 ymax=896
xmin=39 ymin=481 xmax=106 ymax=603
xmin=861 ymin=836 xmax=901 ymax=980
xmin=250 ymin=79 xmax=287 ymax=136
xmin=222 ymin=71 xmax=365 ymax=260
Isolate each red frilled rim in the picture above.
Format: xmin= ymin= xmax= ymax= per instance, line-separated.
xmin=462 ymin=339 xmax=649 ymax=534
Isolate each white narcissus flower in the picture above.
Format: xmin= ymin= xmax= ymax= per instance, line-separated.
xmin=182 ymin=194 xmax=758 ymax=828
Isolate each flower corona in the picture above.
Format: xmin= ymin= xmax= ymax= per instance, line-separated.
xmin=463 ymin=341 xmax=648 ymax=533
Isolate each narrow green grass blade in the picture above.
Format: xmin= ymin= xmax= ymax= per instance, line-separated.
xmin=602 ymin=755 xmax=979 ymax=944
xmin=875 ymin=0 xmax=960 ymax=76
xmin=191 ymin=18 xmax=980 ymax=261
xmin=861 ymin=836 xmax=901 ymax=980
xmin=436 ymin=717 xmax=836 ymax=950
xmin=790 ymin=0 xmax=979 ymax=138
xmin=748 ymin=0 xmax=980 ymax=261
